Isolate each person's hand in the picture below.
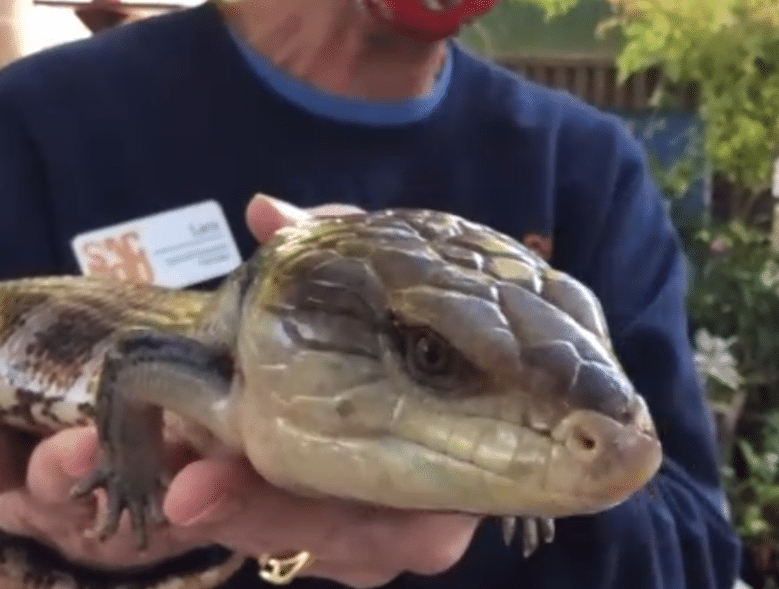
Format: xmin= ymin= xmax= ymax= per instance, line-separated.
xmin=161 ymin=195 xmax=481 ymax=588
xmin=0 ymin=424 xmax=212 ymax=571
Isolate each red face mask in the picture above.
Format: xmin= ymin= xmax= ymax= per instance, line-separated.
xmin=365 ymin=0 xmax=500 ymax=42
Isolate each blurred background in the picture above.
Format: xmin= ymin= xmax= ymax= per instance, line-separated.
xmin=1 ymin=0 xmax=778 ymax=586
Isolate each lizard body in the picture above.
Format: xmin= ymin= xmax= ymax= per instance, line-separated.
xmin=0 ymin=209 xmax=662 ymax=588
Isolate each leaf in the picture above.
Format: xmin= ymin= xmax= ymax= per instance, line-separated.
xmin=738 ymin=439 xmax=763 ymax=472
xmin=745 ymin=517 xmax=771 ymax=537
xmin=694 ymin=329 xmax=744 ymax=390
xmin=605 ymin=0 xmax=779 ymax=193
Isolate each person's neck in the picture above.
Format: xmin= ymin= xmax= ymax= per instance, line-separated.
xmin=216 ymin=0 xmax=448 ymax=101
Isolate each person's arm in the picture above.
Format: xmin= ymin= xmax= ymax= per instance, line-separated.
xmin=521 ymin=120 xmax=741 ymax=589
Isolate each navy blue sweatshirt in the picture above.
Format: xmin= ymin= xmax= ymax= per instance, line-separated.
xmin=0 ymin=3 xmax=740 ymax=588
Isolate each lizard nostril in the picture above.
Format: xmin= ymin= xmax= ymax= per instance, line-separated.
xmin=568 ymin=425 xmax=600 ymax=459
xmin=578 ymin=433 xmax=597 ymax=451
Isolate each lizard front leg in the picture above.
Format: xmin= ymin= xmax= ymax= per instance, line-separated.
xmin=71 ymin=328 xmax=236 ymax=550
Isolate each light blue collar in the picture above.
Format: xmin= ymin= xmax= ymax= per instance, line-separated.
xmin=228 ymin=29 xmax=453 ymax=127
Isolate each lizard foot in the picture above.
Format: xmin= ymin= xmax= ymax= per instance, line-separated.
xmin=70 ymin=456 xmax=167 ymax=551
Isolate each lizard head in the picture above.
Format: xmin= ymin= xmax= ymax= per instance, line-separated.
xmin=236 ymin=209 xmax=662 ymax=518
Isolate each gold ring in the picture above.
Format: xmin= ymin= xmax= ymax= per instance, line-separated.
xmin=257 ymin=550 xmax=314 ymax=585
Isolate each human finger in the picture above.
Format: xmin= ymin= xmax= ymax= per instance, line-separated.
xmin=25 ymin=426 xmax=98 ymax=505
xmin=245 ymin=194 xmax=310 ymax=243
xmin=245 ymin=194 xmax=365 ymax=244
xmin=164 ymin=455 xmax=478 ymax=575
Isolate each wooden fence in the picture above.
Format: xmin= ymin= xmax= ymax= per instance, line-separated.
xmin=499 ymin=54 xmax=698 ymax=112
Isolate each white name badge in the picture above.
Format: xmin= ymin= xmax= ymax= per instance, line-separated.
xmin=71 ymin=200 xmax=243 ymax=288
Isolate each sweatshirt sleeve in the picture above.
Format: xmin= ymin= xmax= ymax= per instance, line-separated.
xmin=0 ymin=91 xmax=60 ymax=279
xmin=521 ymin=116 xmax=742 ymax=589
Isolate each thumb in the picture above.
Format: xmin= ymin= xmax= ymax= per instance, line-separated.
xmin=245 ymin=194 xmax=367 ymax=244
xmin=163 ymin=456 xmax=252 ymax=527
xmin=245 ymin=194 xmax=310 ymax=244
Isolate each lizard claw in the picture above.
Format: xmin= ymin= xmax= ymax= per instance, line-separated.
xmin=70 ymin=457 xmax=167 ymax=550
xmin=521 ymin=517 xmax=555 ymax=557
xmin=501 ymin=516 xmax=517 ymax=546
xmin=498 ymin=516 xmax=555 ymax=556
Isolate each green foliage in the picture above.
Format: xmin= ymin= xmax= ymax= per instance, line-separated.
xmin=688 ymin=221 xmax=779 ymax=396
xmin=661 ymin=169 xmax=779 ymax=583
xmin=650 ymin=153 xmax=700 ymax=204
xmin=461 ymin=0 xmax=620 ymax=57
xmin=601 ymin=0 xmax=779 ymax=199
xmin=599 ymin=4 xmax=779 ymax=570
xmin=504 ymin=0 xmax=581 ymax=19
xmin=724 ymin=412 xmax=779 ymax=543
xmin=686 ymin=221 xmax=779 ymax=566
xmin=694 ymin=330 xmax=743 ymax=393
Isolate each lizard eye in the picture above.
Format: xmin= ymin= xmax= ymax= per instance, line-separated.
xmin=407 ymin=328 xmax=453 ymax=376
xmin=387 ymin=314 xmax=479 ymax=393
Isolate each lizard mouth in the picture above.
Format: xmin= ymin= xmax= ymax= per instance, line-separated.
xmin=251 ymin=381 xmax=661 ymax=518
xmin=383 ymin=402 xmax=662 ymax=516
